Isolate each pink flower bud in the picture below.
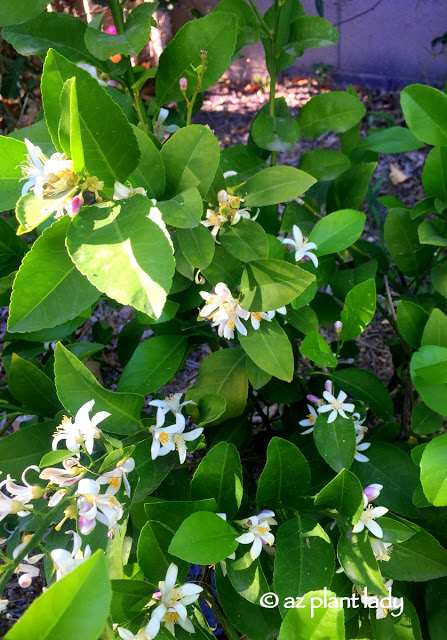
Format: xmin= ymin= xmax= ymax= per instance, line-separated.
xmin=325 ymin=380 xmax=333 ymax=393
xmin=78 ymin=516 xmax=95 ymax=536
xmin=105 ymin=25 xmax=117 ymax=34
xmin=306 ymin=394 xmax=320 ymax=404
xmin=107 ymin=529 xmax=115 ymax=540
xmin=18 ymin=574 xmax=32 ymax=589
xmin=179 ymin=77 xmax=188 ymax=91
xmin=66 ymin=195 xmax=83 ymax=217
xmin=363 ymin=484 xmax=383 ymax=502
xmin=152 ymin=591 xmax=162 ymax=600
xmin=334 ymin=321 xmax=343 ymax=332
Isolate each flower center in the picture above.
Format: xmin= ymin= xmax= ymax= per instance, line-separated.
xmin=163 ymin=610 xmax=179 ymax=624
xmin=159 ymin=432 xmax=170 ymax=445
xmin=253 ymin=312 xmax=261 ymax=321
xmin=108 ymin=477 xmax=120 ymax=489
xmin=307 ymin=413 xmax=315 ymax=423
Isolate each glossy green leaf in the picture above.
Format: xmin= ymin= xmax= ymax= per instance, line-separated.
xmin=186 ymin=349 xmax=248 ymax=425
xmin=314 ymin=469 xmax=364 ymax=524
xmin=0 ymin=217 xmax=27 ymax=272
xmin=117 ymin=335 xmax=187 ymax=395
xmin=337 ymin=531 xmax=388 ymax=596
xmin=422 ymin=146 xmax=447 ymax=200
xmin=384 ymin=207 xmax=434 ymax=276
xmin=240 ymin=259 xmax=316 ymax=312
xmin=85 ymin=4 xmax=157 ymax=60
xmin=351 ymin=443 xmax=419 ymax=517
xmin=54 ymin=342 xmax=143 ymax=434
xmin=431 ymin=259 xmax=447 ymax=299
xmin=300 ymin=330 xmax=338 ymax=367
xmin=286 ymin=16 xmax=339 ymax=56
xmin=308 ymin=209 xmax=366 ymax=256
xmin=333 ymin=368 xmax=394 ymax=421
xmin=277 ymin=590 xmax=345 ymax=640
xmin=226 ymin=546 xmax=270 ymax=605
xmin=178 ymin=225 xmax=215 ymax=270
xmin=420 ymin=434 xmax=447 ymax=506
xmin=246 ymin=358 xmax=272 ymax=390
xmin=157 ymin=188 xmax=202 ymax=228
xmin=418 ymin=219 xmax=447 ymax=246
xmin=156 ymin=11 xmax=237 ymax=104
xmin=145 ymin=499 xmax=217 ymax=532
xmin=241 ymin=166 xmax=316 ymax=207
xmin=257 ymin=437 xmax=310 ymax=508
xmin=9 ymin=354 xmax=62 ymax=417
xmin=41 ymin=49 xmax=139 ymax=185
xmin=239 ymin=320 xmax=294 ymax=381
xmin=169 ymin=512 xmax=238 ymax=564
xmin=5 ymin=552 xmax=111 ymax=640
xmin=0 ymin=0 xmax=48 ymax=25
xmin=298 ymin=149 xmax=350 ymax=182
xmin=341 ymin=279 xmax=376 ymax=340
xmin=161 ymin=125 xmax=220 ymax=199
xmin=369 ymin=595 xmax=422 ymax=640
xmin=357 ymin=126 xmax=424 ymax=153
xmin=421 ymin=309 xmax=447 ymax=348
xmin=0 ymin=421 xmax=55 ymax=480
xmin=15 ymin=190 xmax=78 ymax=235
xmin=191 ymin=442 xmax=243 ymax=518
xmin=67 ymin=198 xmax=175 ymax=319
xmin=411 ymin=401 xmax=443 ymax=435
xmin=297 ymin=91 xmax=366 ymax=139
xmin=130 ymin=125 xmax=166 ymax=201
xmin=396 ymin=299 xmax=429 ymax=349
xmin=274 ymin=517 xmax=335 ymax=619
xmin=137 ymin=520 xmax=189 ymax=587
xmin=202 ymin=246 xmax=243 ymax=289
xmin=326 ymin=163 xmax=377 ymax=213
xmin=213 ymin=0 xmax=259 ymax=51
xmin=220 ymin=219 xmax=269 ymax=262
xmin=313 ymin=413 xmax=356 ymax=473
xmin=378 ymin=517 xmax=416 ymax=543
xmin=251 ymin=110 xmax=299 ymax=152
xmin=0 ymin=136 xmax=27 ymax=210
xmin=8 ymin=217 xmax=98 ymax=333
xmin=384 ymin=524 xmax=447 ymax=581
xmin=401 ymin=84 xmax=447 ymax=146
xmin=410 ymin=345 xmax=447 ymax=416
xmin=110 ymin=580 xmax=154 ymax=625
xmin=196 ymin=394 xmax=226 ymax=427
xmin=58 ymin=77 xmax=84 ymax=173
xmin=426 ymin=577 xmax=447 ymax=640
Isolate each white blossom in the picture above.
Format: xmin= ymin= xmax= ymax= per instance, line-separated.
xmin=13 ymin=539 xmax=44 ymax=589
xmin=201 ymin=209 xmax=228 ymax=238
xmin=39 ymin=456 xmax=85 ymax=487
xmin=51 ymin=530 xmax=92 ymax=581
xmin=358 ymin=579 xmax=403 ymax=619
xmin=153 ymin=108 xmax=179 ymax=140
xmin=77 ymin=63 xmax=109 ymax=86
xmin=352 ymin=493 xmax=388 ymax=538
xmin=76 ymin=478 xmax=123 ymax=535
xmin=299 ymin=404 xmax=318 ymax=434
xmin=0 ymin=474 xmax=33 ymax=521
xmin=352 ymin=412 xmax=368 ymax=435
xmin=148 ymin=393 xmax=195 ymax=430
xmin=151 ymin=423 xmax=203 ymax=464
xmin=235 ymin=510 xmax=276 ymax=560
xmin=20 ymin=138 xmax=79 ymax=200
xmin=371 ymin=537 xmax=393 ymax=562
xmin=52 ymin=400 xmax=110 ymax=455
xmin=97 ymin=458 xmax=135 ymax=497
xmin=113 ymin=181 xmax=147 ymax=200
xmin=281 ymin=224 xmax=318 ymax=267
xmin=317 ymin=385 xmax=355 ymax=423
xmin=354 ymin=433 xmax=371 ymax=463
xmin=5 ymin=465 xmax=45 ymax=504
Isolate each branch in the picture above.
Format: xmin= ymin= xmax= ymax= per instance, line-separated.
xmin=335 ymin=0 xmax=385 ymax=26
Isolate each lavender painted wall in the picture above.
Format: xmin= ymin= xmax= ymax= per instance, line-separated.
xmin=228 ymin=0 xmax=447 ymax=87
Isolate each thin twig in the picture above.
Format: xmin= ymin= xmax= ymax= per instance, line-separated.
xmin=335 ymin=0 xmax=385 ymax=26
xmin=384 ymin=276 xmax=397 ymax=324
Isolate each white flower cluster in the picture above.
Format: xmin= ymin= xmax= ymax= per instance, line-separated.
xmin=280 ymin=224 xmax=318 ymax=267
xmin=199 ymin=282 xmax=286 ymax=340
xmin=299 ymin=380 xmax=371 ymax=463
xmin=201 ymin=189 xmax=259 ymax=239
xmin=148 ymin=393 xmax=202 ymax=464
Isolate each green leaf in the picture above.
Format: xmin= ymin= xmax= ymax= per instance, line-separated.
xmin=418 ymin=219 xmax=447 ymax=247
xmin=110 ymin=580 xmax=154 ymax=625
xmin=145 ymin=499 xmax=217 ymax=531
xmin=287 ymin=305 xmax=319 ymax=334
xmin=257 ymin=438 xmax=310 ymax=509
xmin=410 ymin=345 xmax=447 ymax=416
xmin=240 ymin=259 xmax=315 ymax=311
xmin=9 ymin=118 xmax=55 ymax=156
xmin=313 ymin=413 xmax=356 ymax=473
xmin=58 ymin=77 xmax=84 ymax=173
xmin=15 ymin=190 xmax=78 ymax=235
xmin=178 ymin=225 xmax=215 ymax=270
xmin=117 ymin=335 xmax=187 ymax=395
xmin=370 ymin=596 xmax=422 ymax=640
xmin=357 ymin=126 xmax=424 ymax=153
xmin=314 ymin=469 xmax=364 ymax=524
xmin=308 ymin=209 xmax=366 ymax=256
xmin=137 ymin=520 xmax=189 ymax=587
xmin=226 ymin=545 xmax=270 ymax=605
xmin=286 ymin=16 xmax=339 ymax=55
xmin=161 ymin=125 xmax=220 ymax=198
xmin=274 ymin=517 xmax=335 ymax=619
xmin=5 ymin=552 xmax=111 ymax=640
xmin=156 ymin=12 xmax=237 ymax=104
xmin=41 ymin=49 xmax=139 ymax=185
xmin=169 ymin=512 xmax=238 ymax=564
xmin=239 ymin=320 xmax=294 ymax=381
xmin=297 ymin=91 xmax=366 ymax=139
xmin=251 ymin=110 xmax=300 ymax=153
xmin=0 ymin=421 xmax=55 ymax=480
xmin=213 ymin=0 xmax=259 ymax=51
xmin=9 ymin=354 xmax=62 ymax=417
xmin=341 ymin=279 xmax=376 ymax=340
xmin=401 ymin=84 xmax=447 ymax=146
xmin=215 ymin=565 xmax=281 ymax=640
xmin=300 ymin=331 xmax=338 ymax=367
xmin=351 ymin=443 xmax=419 ymax=517
xmin=384 ymin=207 xmax=434 ymax=276
xmin=420 ymin=434 xmax=447 ymax=506
xmin=85 ymin=4 xmax=157 ymax=60
xmin=426 ymin=577 xmax=447 ymax=640
xmin=431 ymin=258 xmax=447 ymax=299
xmin=8 ymin=218 xmax=99 ymax=333
xmin=132 ymin=441 xmax=175 ymax=502
xmin=277 ymin=590 xmax=345 ymax=640
xmin=191 ymin=442 xmax=243 ymax=518
xmin=246 ymin=358 xmax=272 ymax=390
xmin=298 ymin=149 xmax=350 ymax=182
xmin=40 ymin=449 xmax=74 ymax=468
xmin=67 ymin=198 xmax=175 ymax=319
xmin=202 ymin=246 xmax=243 ymax=289
xmin=378 ymin=517 xmax=416 ymax=543
xmin=220 ymin=219 xmax=269 ymax=262
xmin=422 ymin=146 xmax=447 ymax=201
xmin=412 ymin=401 xmax=443 ymax=436
xmin=0 ymin=136 xmax=27 ymax=210
xmin=196 ymin=395 xmax=227 ymax=427
xmin=157 ymin=188 xmax=202 ymax=228
xmin=422 ymin=309 xmax=447 ymax=347
xmin=326 ymin=163 xmax=377 ymax=213
xmin=337 ymin=531 xmax=388 ymax=596
xmin=186 ymin=349 xmax=248 ymax=425
xmin=0 ymin=0 xmax=48 ymax=26
xmin=396 ymin=299 xmax=429 ymax=349
xmin=333 ymin=368 xmax=394 ymax=421
xmin=241 ymin=166 xmax=316 ymax=207
xmin=54 ymin=342 xmax=143 ymax=434
xmin=2 ymin=11 xmax=100 ymax=65
xmin=0 ymin=217 xmax=27 ymax=272
xmin=130 ymin=125 xmax=166 ymax=201
xmin=384 ymin=524 xmax=447 ymax=581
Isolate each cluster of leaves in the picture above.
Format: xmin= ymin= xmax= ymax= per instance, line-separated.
xmin=1 ymin=0 xmax=447 ymax=639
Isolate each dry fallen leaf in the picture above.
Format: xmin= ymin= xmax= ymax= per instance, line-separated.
xmin=389 ymin=163 xmax=409 ymax=184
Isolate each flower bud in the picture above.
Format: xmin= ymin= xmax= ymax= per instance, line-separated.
xmin=334 ymin=320 xmax=343 ymax=333
xmin=325 ymin=380 xmax=333 ymax=393
xmin=363 ymin=484 xmax=383 ymax=502
xmin=179 ymin=77 xmax=188 ymax=91
xmin=217 ymin=189 xmax=228 ymax=205
xmin=306 ymin=394 xmax=320 ymax=404
xmin=105 ymin=25 xmax=117 ymax=34
xmin=18 ymin=574 xmax=32 ymax=589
